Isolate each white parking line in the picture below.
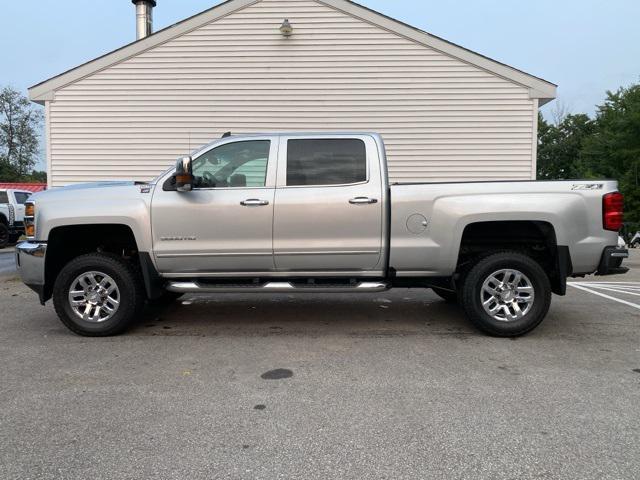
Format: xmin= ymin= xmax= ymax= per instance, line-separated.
xmin=568 ymin=282 xmax=640 ymax=310
xmin=581 ymin=286 xmax=640 ymax=297
xmin=574 ymin=282 xmax=640 ymax=294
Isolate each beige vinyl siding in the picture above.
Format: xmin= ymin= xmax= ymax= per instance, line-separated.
xmin=48 ymin=0 xmax=536 ymax=186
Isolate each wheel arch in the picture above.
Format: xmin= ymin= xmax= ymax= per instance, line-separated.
xmin=455 ymin=220 xmax=572 ymax=295
xmin=43 ymin=223 xmax=160 ymax=302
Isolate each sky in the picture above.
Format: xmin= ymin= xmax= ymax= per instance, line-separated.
xmin=1 ymin=0 xmax=639 ymax=168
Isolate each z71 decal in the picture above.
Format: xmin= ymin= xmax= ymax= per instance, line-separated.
xmin=571 ymin=183 xmax=603 ymax=190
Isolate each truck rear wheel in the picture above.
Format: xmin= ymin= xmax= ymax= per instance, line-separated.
xmin=460 ymin=252 xmax=551 ymax=337
xmin=53 ymin=253 xmax=145 ymax=336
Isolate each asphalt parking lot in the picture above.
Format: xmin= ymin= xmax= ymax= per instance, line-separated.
xmin=0 ymin=250 xmax=638 ymax=479
xmin=0 ymin=247 xmax=16 ymax=276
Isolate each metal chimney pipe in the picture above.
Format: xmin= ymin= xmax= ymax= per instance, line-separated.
xmin=132 ymin=0 xmax=156 ymax=40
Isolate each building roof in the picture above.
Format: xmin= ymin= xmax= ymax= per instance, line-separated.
xmin=0 ymin=183 xmax=48 ymax=193
xmin=29 ymin=0 xmax=557 ymax=105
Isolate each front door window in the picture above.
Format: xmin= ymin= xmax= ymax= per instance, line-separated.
xmin=192 ymin=140 xmax=270 ymax=189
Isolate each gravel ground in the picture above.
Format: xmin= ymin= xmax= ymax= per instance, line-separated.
xmin=0 ymin=252 xmax=638 ymax=479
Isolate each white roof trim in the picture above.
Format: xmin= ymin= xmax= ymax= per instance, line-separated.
xmin=29 ymin=0 xmax=556 ymax=105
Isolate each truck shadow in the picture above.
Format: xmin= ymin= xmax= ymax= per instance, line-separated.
xmin=131 ymin=291 xmax=477 ymax=338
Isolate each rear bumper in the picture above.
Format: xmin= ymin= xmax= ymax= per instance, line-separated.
xmin=596 ymin=246 xmax=629 ymax=275
xmin=15 ymin=241 xmax=47 ymax=302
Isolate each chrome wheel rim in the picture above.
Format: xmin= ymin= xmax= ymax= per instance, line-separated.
xmin=481 ymin=269 xmax=534 ymax=322
xmin=68 ymin=271 xmax=120 ymax=323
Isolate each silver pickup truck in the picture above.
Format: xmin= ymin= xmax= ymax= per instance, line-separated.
xmin=16 ymin=133 xmax=628 ymax=337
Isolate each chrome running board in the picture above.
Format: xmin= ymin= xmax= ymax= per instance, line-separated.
xmin=166 ymin=281 xmax=390 ymax=294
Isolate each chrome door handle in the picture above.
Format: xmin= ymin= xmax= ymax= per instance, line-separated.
xmin=349 ymin=197 xmax=378 ymax=205
xmin=241 ymin=199 xmax=269 ymax=206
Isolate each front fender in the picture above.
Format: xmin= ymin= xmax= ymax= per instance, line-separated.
xmin=33 ymin=185 xmax=153 ymax=253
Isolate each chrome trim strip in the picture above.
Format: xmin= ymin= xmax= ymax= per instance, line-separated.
xmin=275 ymin=250 xmax=380 ymax=256
xmin=167 ymin=280 xmax=389 ymax=294
xmin=156 ymin=252 xmax=270 ymax=258
xmin=191 ymin=186 xmax=273 ymax=192
xmin=157 ymin=250 xmax=380 ymax=258
xmin=279 ymin=179 xmax=370 ymax=189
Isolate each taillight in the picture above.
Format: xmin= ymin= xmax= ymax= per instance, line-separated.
xmin=603 ymin=192 xmax=624 ymax=231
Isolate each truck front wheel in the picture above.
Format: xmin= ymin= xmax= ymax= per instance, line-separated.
xmin=8 ymin=233 xmax=21 ymax=245
xmin=0 ymin=223 xmax=9 ymax=249
xmin=53 ymin=253 xmax=145 ymax=336
xmin=459 ymin=252 xmax=551 ymax=337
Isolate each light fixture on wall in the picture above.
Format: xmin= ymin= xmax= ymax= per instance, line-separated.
xmin=279 ymin=19 xmax=293 ymax=37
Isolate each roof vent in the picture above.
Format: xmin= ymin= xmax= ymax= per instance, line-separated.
xmin=132 ymin=0 xmax=156 ymax=40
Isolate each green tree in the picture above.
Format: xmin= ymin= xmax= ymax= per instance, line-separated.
xmin=537 ymin=83 xmax=640 ymax=226
xmin=537 ymin=112 xmax=595 ymax=180
xmin=0 ymin=86 xmax=44 ymax=179
xmin=25 ymin=170 xmax=47 ymax=183
xmin=581 ymin=85 xmax=640 ymax=224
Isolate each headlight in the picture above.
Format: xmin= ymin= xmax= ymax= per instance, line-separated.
xmin=24 ymin=201 xmax=35 ymax=239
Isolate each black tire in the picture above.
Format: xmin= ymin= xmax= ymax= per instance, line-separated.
xmin=431 ymin=287 xmax=458 ymax=303
xmin=0 ymin=223 xmax=9 ymax=249
xmin=53 ymin=253 xmax=145 ymax=336
xmin=460 ymin=251 xmax=551 ymax=337
xmin=8 ymin=233 xmax=20 ymax=245
xmin=612 ymin=257 xmax=624 ymax=268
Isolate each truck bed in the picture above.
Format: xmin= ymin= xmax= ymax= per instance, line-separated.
xmin=388 ymin=179 xmax=619 ymax=276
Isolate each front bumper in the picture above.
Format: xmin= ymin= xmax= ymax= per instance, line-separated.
xmin=596 ymin=246 xmax=629 ymax=275
xmin=15 ymin=241 xmax=47 ymax=302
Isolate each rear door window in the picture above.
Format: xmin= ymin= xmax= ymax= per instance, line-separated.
xmin=0 ymin=191 xmax=8 ymax=203
xmin=286 ymin=139 xmax=367 ymax=186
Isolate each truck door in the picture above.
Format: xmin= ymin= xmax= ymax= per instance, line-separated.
xmin=273 ymin=135 xmax=384 ymax=273
xmin=151 ymin=138 xmax=277 ymax=274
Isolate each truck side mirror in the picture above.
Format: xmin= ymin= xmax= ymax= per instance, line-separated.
xmin=175 ymin=156 xmax=193 ymax=192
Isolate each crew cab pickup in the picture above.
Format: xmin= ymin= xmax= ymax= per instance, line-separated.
xmin=16 ymin=133 xmax=628 ymax=337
